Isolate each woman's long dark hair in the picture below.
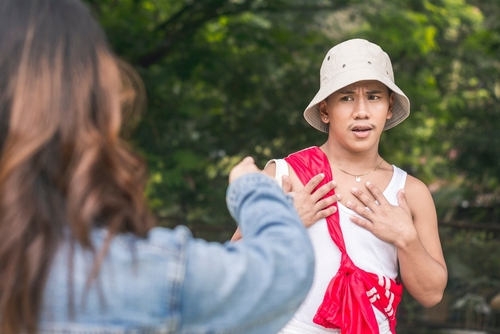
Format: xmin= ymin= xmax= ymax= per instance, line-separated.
xmin=0 ymin=0 xmax=155 ymax=332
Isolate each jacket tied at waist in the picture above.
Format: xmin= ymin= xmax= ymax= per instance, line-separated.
xmin=313 ymin=252 xmax=402 ymax=334
xmin=284 ymin=146 xmax=403 ymax=334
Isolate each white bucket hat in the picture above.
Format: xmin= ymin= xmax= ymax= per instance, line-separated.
xmin=304 ymin=38 xmax=410 ymax=132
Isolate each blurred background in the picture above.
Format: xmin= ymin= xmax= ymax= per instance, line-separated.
xmin=84 ymin=0 xmax=500 ymax=332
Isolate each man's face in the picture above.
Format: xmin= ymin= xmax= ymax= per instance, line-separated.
xmin=320 ymin=80 xmax=394 ymax=151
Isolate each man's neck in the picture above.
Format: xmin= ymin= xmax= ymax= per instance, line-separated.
xmin=319 ymin=142 xmax=382 ymax=170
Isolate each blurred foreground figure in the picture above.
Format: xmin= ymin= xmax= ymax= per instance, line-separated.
xmin=0 ymin=0 xmax=314 ymax=333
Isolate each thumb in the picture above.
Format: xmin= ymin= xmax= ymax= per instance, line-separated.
xmin=397 ymin=189 xmax=410 ymax=211
xmin=281 ymin=175 xmax=292 ymax=193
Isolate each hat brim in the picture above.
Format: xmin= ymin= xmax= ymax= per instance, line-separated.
xmin=304 ymin=67 xmax=410 ymax=133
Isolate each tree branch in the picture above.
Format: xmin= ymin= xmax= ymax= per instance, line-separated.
xmin=135 ymin=0 xmax=350 ymax=68
xmin=440 ymin=220 xmax=500 ymax=231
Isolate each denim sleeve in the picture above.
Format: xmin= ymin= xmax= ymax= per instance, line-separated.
xmin=179 ymin=173 xmax=314 ymax=334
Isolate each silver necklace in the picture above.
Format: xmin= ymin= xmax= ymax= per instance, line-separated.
xmin=330 ymin=159 xmax=384 ymax=182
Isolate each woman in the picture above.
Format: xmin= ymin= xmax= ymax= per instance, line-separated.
xmin=0 ymin=0 xmax=317 ymax=333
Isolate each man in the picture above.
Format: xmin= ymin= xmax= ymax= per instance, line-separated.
xmin=265 ymin=39 xmax=448 ymax=334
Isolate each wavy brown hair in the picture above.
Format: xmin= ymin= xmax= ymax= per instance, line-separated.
xmin=0 ymin=0 xmax=155 ymax=332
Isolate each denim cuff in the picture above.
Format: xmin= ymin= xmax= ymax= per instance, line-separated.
xmin=226 ymin=173 xmax=283 ymax=221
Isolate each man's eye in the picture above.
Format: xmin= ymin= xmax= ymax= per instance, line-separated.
xmin=341 ymin=96 xmax=353 ymax=101
xmin=368 ymin=95 xmax=380 ymax=100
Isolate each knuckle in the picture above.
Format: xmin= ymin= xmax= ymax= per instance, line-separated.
xmin=317 ymin=186 xmax=327 ymax=195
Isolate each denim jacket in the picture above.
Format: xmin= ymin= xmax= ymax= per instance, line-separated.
xmin=39 ymin=173 xmax=315 ymax=334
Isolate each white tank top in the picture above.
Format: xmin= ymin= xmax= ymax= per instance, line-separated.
xmin=269 ymin=159 xmax=407 ymax=334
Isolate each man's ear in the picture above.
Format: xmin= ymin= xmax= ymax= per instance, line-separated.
xmin=319 ymin=100 xmax=329 ymax=123
xmin=387 ymin=92 xmax=395 ymax=120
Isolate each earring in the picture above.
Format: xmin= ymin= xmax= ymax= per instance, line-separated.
xmin=324 ymin=118 xmax=328 ymax=121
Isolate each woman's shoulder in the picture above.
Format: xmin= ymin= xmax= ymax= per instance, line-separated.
xmin=109 ymin=225 xmax=193 ymax=256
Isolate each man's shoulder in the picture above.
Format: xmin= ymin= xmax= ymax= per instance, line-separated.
xmin=403 ymin=174 xmax=435 ymax=212
xmin=404 ymin=173 xmax=429 ymax=192
xmin=390 ymin=165 xmax=428 ymax=192
xmin=285 ymin=146 xmax=319 ymax=158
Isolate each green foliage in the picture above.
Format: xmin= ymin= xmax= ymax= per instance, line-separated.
xmin=82 ymin=0 xmax=500 ymax=330
xmin=83 ymin=0 xmax=500 ymax=228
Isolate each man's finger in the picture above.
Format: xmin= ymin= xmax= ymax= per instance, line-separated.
xmin=350 ymin=187 xmax=374 ymax=207
xmin=302 ymin=173 xmax=325 ymax=194
xmin=350 ymin=215 xmax=373 ymax=231
xmin=281 ymin=175 xmax=292 ymax=193
xmin=311 ymin=180 xmax=337 ymax=201
xmin=316 ymin=206 xmax=337 ymax=220
xmin=396 ymin=189 xmax=410 ymax=211
xmin=365 ymin=182 xmax=390 ymax=206
xmin=315 ymin=195 xmax=339 ymax=211
xmin=346 ymin=200 xmax=374 ymax=220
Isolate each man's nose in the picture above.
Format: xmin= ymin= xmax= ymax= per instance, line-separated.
xmin=353 ymin=99 xmax=369 ymax=119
